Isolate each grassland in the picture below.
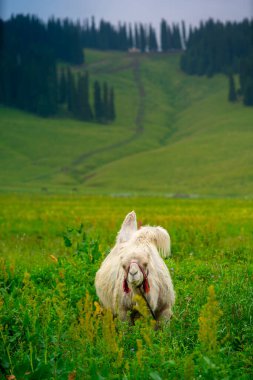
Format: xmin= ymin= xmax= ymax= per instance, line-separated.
xmin=1 ymin=50 xmax=253 ymax=196
xmin=0 ymin=195 xmax=252 ymax=379
xmin=1 ymin=49 xmax=252 ymax=379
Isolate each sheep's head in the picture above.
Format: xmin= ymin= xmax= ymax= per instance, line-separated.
xmin=121 ymin=251 xmax=150 ymax=292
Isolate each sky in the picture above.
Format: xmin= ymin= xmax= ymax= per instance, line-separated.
xmin=1 ymin=0 xmax=252 ymax=29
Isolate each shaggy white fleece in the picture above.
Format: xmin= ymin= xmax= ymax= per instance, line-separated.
xmin=95 ymin=211 xmax=175 ymax=322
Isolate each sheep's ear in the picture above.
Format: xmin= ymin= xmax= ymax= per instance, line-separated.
xmin=116 ymin=211 xmax=137 ymax=244
xmin=135 ymin=226 xmax=171 ymax=258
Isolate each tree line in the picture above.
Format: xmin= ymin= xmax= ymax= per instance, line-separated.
xmin=81 ymin=17 xmax=184 ymax=52
xmin=0 ymin=14 xmax=115 ymax=120
xmin=1 ymin=13 xmax=252 ymax=118
xmin=228 ymin=55 xmax=253 ymax=106
xmin=0 ymin=15 xmax=84 ymax=116
xmin=61 ymin=68 xmax=115 ymax=122
xmin=180 ymin=19 xmax=253 ymax=106
xmin=0 ymin=14 xmax=185 ymax=118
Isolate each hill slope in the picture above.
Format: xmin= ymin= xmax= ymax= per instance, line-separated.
xmin=0 ymin=50 xmax=253 ymax=196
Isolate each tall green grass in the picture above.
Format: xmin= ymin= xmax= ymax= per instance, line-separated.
xmin=0 ymin=195 xmax=252 ymax=379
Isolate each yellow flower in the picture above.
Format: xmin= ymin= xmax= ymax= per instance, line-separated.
xmin=23 ymin=271 xmax=30 ymax=285
xmin=50 ymin=254 xmax=58 ymax=263
xmin=198 ymin=285 xmax=223 ymax=353
xmin=136 ymin=339 xmax=144 ymax=368
xmin=94 ymin=301 xmax=103 ymax=316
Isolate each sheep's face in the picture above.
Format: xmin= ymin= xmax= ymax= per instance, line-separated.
xmin=121 ymin=252 xmax=149 ymax=288
xmin=126 ymin=261 xmax=144 ymax=286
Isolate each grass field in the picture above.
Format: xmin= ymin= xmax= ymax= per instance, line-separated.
xmin=1 ymin=50 xmax=253 ymax=196
xmin=0 ymin=195 xmax=252 ymax=379
xmin=1 ymin=49 xmax=253 ymax=379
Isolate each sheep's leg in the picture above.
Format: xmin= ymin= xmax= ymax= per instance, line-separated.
xmin=118 ymin=308 xmax=128 ymax=322
xmin=151 ymin=307 xmax=172 ymax=330
xmin=157 ymin=306 xmax=173 ymax=323
xmin=118 ymin=308 xmax=141 ymax=325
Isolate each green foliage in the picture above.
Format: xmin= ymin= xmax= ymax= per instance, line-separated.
xmin=0 ymin=195 xmax=252 ymax=379
xmin=181 ymin=19 xmax=252 ymax=77
xmin=93 ymin=80 xmax=103 ymax=122
xmin=76 ymin=72 xmax=93 ymax=121
xmin=228 ymin=72 xmax=237 ymax=102
xmin=108 ymin=86 xmax=116 ymax=121
xmin=0 ymin=225 xmax=102 ymax=378
xmin=240 ymin=55 xmax=253 ymax=106
xmin=148 ymin=25 xmax=158 ymax=52
xmin=0 ymin=15 xmax=84 ymax=118
xmin=180 ymin=19 xmax=252 ymax=107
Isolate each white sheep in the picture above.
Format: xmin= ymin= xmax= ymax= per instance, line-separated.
xmin=95 ymin=211 xmax=175 ymax=322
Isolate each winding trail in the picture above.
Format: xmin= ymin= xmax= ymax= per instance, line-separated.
xmin=132 ymin=57 xmax=145 ymax=133
xmin=65 ymin=54 xmax=146 ymax=178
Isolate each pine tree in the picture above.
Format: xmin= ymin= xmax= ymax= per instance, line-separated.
xmin=228 ymin=72 xmax=237 ymax=102
xmin=243 ymin=80 xmax=253 ymax=106
xmin=45 ymin=59 xmax=58 ymax=116
xmin=148 ymin=25 xmax=158 ymax=52
xmin=77 ymin=74 xmax=85 ymax=119
xmin=140 ymin=24 xmax=146 ymax=52
xmin=76 ymin=72 xmax=93 ymax=121
xmin=128 ymin=24 xmax=134 ymax=49
xmin=90 ymin=16 xmax=97 ymax=48
xmin=181 ymin=20 xmax=187 ymax=49
xmin=109 ymin=86 xmax=115 ymax=121
xmin=94 ymin=80 xmax=103 ymax=121
xmin=167 ymin=24 xmax=172 ymax=50
xmin=134 ymin=24 xmax=141 ymax=49
xmin=119 ymin=23 xmax=128 ymax=51
xmin=83 ymin=72 xmax=93 ymax=120
xmin=102 ymin=82 xmax=109 ymax=121
xmin=67 ymin=67 xmax=78 ymax=114
xmin=59 ymin=68 xmax=67 ymax=104
xmin=240 ymin=55 xmax=253 ymax=106
xmin=160 ymin=19 xmax=168 ymax=52
xmin=172 ymin=24 xmax=182 ymax=49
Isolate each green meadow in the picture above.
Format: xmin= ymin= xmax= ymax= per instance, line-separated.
xmin=1 ymin=50 xmax=253 ymax=196
xmin=0 ymin=50 xmax=253 ymax=379
xmin=0 ymin=195 xmax=252 ymax=379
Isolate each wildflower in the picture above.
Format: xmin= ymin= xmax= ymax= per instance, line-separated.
xmin=132 ymin=294 xmax=149 ymax=318
xmin=23 ymin=271 xmax=30 ymax=285
xmin=94 ymin=301 xmax=103 ymax=316
xmin=50 ymin=254 xmax=58 ymax=263
xmin=10 ymin=262 xmax=15 ymax=275
xmin=102 ymin=309 xmax=118 ymax=353
xmin=59 ymin=269 xmax=65 ymax=279
xmin=198 ymin=285 xmax=223 ymax=353
xmin=68 ymin=370 xmax=76 ymax=380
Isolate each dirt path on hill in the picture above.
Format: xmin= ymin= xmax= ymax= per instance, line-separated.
xmin=132 ymin=57 xmax=145 ymax=132
xmin=67 ymin=54 xmax=146 ymax=174
xmin=86 ymin=57 xmax=145 ymax=131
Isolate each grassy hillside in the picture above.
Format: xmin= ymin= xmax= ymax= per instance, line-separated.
xmin=1 ymin=50 xmax=253 ymax=196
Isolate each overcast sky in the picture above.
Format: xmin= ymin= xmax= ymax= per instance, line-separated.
xmin=1 ymin=0 xmax=252 ymax=28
